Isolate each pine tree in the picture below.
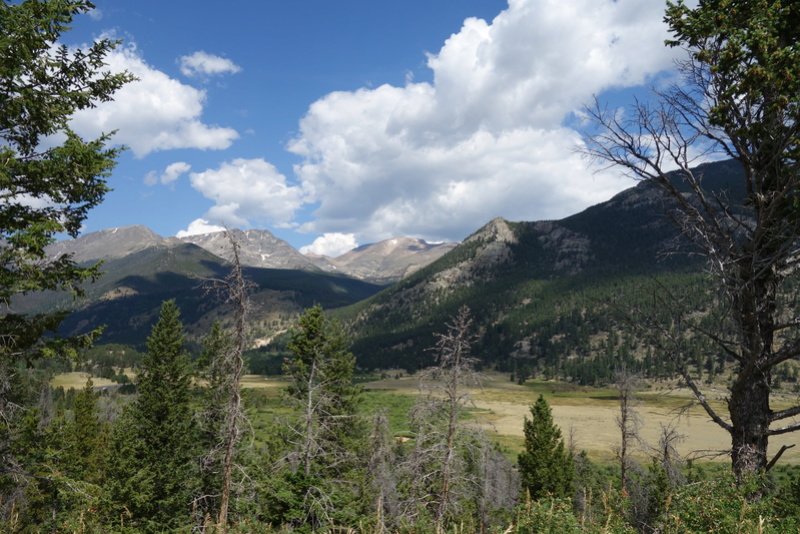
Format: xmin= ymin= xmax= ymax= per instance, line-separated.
xmin=64 ymin=378 xmax=106 ymax=484
xmin=0 ymin=1 xmax=130 ymax=521
xmin=107 ymin=301 xmax=198 ymax=531
xmin=272 ymin=304 xmax=365 ymax=531
xmin=0 ymin=0 xmax=132 ymax=366
xmin=518 ymin=394 xmax=574 ymax=500
xmin=195 ymin=320 xmax=231 ymax=521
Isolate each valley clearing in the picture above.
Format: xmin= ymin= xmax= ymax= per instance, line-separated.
xmin=54 ymin=370 xmax=800 ymax=464
xmin=362 ymin=372 xmax=800 ymax=465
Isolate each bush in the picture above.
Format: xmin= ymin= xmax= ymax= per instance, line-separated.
xmin=659 ymin=475 xmax=799 ymax=534
xmin=512 ymin=494 xmax=634 ymax=534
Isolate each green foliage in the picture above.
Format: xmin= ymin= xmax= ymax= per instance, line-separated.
xmin=660 ymin=475 xmax=798 ymax=533
xmin=0 ymin=3 xmax=129 ymax=519
xmin=0 ymin=0 xmax=132 ymax=364
xmin=105 ymin=301 xmax=199 ymax=531
xmin=666 ymin=0 xmax=800 ymax=158
xmin=514 ymin=497 xmax=583 ymax=534
xmin=512 ymin=495 xmax=635 ymax=534
xmin=266 ymin=304 xmax=367 ymax=532
xmin=62 ymin=378 xmax=107 ymax=484
xmin=518 ymin=395 xmax=574 ymax=501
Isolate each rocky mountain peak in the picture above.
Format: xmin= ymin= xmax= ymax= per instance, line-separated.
xmin=47 ymin=225 xmax=173 ymax=264
xmin=305 ymin=236 xmax=458 ymax=284
xmin=465 ymin=217 xmax=517 ymax=246
xmin=178 ymin=228 xmax=316 ymax=271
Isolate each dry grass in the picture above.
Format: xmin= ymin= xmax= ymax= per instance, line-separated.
xmin=239 ymin=375 xmax=291 ymax=389
xmin=51 ymin=368 xmax=800 ymax=465
xmin=51 ymin=372 xmax=116 ymax=389
xmin=361 ymin=372 xmax=800 ymax=464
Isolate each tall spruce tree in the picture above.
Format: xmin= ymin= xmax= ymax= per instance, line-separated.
xmin=0 ymin=1 xmax=130 ymax=520
xmin=107 ymin=301 xmax=198 ymax=531
xmin=272 ymin=304 xmax=364 ymax=532
xmin=518 ymin=394 xmax=574 ymax=501
xmin=64 ymin=378 xmax=106 ymax=485
xmin=0 ymin=0 xmax=131 ymax=365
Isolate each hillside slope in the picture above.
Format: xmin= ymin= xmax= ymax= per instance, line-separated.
xmin=336 ymin=160 xmax=744 ymax=378
xmin=25 ymin=242 xmax=384 ymax=348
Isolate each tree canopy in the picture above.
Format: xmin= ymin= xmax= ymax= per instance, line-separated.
xmin=0 ymin=0 xmax=132 ymax=363
xmin=518 ymin=394 xmax=574 ymax=500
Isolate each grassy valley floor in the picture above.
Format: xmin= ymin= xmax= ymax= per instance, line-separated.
xmin=54 ymin=370 xmax=800 ymax=465
xmin=358 ymin=372 xmax=800 ymax=465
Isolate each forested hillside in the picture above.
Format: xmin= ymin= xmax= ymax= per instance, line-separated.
xmin=326 ymin=161 xmax=745 ymax=384
xmin=18 ymin=241 xmax=385 ymax=348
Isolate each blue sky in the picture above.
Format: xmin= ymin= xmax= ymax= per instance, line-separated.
xmin=63 ymin=0 xmax=684 ymax=256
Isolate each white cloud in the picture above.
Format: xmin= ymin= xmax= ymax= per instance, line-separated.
xmin=87 ymin=7 xmax=102 ymax=21
xmin=175 ymin=218 xmax=226 ymax=238
xmin=144 ymin=161 xmax=191 ymax=186
xmin=300 ymin=233 xmax=359 ymax=258
xmin=70 ymin=40 xmax=239 ymax=157
xmin=179 ymin=51 xmax=242 ymax=78
xmin=188 ymin=158 xmax=305 ymax=228
xmin=287 ymin=0 xmax=681 ymax=244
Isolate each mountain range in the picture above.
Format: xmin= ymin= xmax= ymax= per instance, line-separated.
xmin=47 ymin=226 xmax=457 ymax=285
xmin=27 ymin=159 xmax=744 ymax=374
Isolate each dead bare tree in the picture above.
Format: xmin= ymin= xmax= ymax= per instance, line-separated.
xmin=613 ymin=366 xmax=644 ymax=494
xmin=654 ymin=423 xmax=685 ymax=488
xmin=197 ymin=230 xmax=251 ymax=531
xmin=400 ymin=306 xmax=516 ymax=532
xmin=580 ymin=1 xmax=800 ymax=480
xmin=428 ymin=305 xmax=480 ymax=529
xmin=364 ymin=409 xmax=400 ymax=533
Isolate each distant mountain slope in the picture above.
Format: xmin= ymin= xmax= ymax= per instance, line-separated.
xmin=306 ymin=237 xmax=458 ymax=284
xmin=23 ymin=240 xmax=384 ymax=348
xmin=46 ymin=225 xmax=178 ymax=264
xmin=179 ymin=228 xmax=319 ymax=271
xmin=28 ymin=225 xmax=455 ymax=348
xmin=336 ymin=160 xmax=743 ymax=375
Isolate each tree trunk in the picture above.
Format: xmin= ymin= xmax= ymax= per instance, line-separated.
xmin=216 ymin=232 xmax=248 ymax=530
xmin=728 ymin=371 xmax=770 ymax=479
xmin=726 ymin=255 xmax=776 ymax=480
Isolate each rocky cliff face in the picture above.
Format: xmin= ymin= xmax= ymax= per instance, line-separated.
xmin=179 ymin=229 xmax=318 ymax=271
xmin=46 ymin=225 xmax=177 ymax=264
xmin=307 ymin=237 xmax=458 ymax=284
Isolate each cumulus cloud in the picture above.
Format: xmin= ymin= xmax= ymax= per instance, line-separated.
xmin=70 ymin=40 xmax=239 ymax=157
xmin=300 ymin=233 xmax=359 ymax=258
xmin=188 ymin=158 xmax=305 ymax=228
xmin=175 ymin=218 xmax=226 ymax=238
xmin=144 ymin=161 xmax=191 ymax=186
xmin=287 ymin=0 xmax=682 ymax=244
xmin=179 ymin=51 xmax=242 ymax=78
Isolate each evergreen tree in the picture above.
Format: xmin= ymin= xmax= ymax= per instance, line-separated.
xmin=0 ymin=1 xmax=130 ymax=522
xmin=64 ymin=378 xmax=106 ymax=484
xmin=518 ymin=394 xmax=574 ymax=500
xmin=106 ymin=301 xmax=198 ymax=531
xmin=270 ymin=304 xmax=365 ymax=532
xmin=0 ymin=0 xmax=132 ymax=366
xmin=195 ymin=320 xmax=231 ymax=522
